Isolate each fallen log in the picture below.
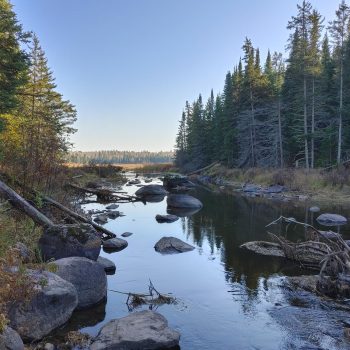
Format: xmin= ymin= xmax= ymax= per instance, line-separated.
xmin=68 ymin=183 xmax=140 ymax=202
xmin=0 ymin=179 xmax=53 ymax=227
xmin=42 ymin=196 xmax=116 ymax=238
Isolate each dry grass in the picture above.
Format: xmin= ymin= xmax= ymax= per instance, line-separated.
xmin=205 ymin=165 xmax=350 ymax=204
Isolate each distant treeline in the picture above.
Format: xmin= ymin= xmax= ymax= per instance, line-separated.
xmin=67 ymin=150 xmax=174 ymax=164
xmin=175 ymin=1 xmax=350 ymax=171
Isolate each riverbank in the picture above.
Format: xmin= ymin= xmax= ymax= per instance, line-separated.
xmin=192 ymin=164 xmax=350 ymax=206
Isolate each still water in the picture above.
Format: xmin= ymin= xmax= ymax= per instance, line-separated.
xmin=56 ymin=175 xmax=350 ymax=350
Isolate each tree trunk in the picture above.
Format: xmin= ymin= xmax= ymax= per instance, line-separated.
xmin=0 ymin=179 xmax=53 ymax=227
xmin=43 ymin=195 xmax=116 ymax=238
xmin=337 ymin=62 xmax=343 ymax=164
xmin=278 ymin=97 xmax=283 ymax=168
xmin=304 ymin=76 xmax=309 ymax=169
xmin=311 ymin=77 xmax=315 ymax=169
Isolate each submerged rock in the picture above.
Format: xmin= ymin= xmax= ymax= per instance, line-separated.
xmin=97 ymin=256 xmax=116 ymax=274
xmin=38 ymin=224 xmax=101 ymax=261
xmin=240 ymin=241 xmax=285 ymax=258
xmin=135 ymin=185 xmax=168 ymax=197
xmin=154 ymin=236 xmax=195 ymax=254
xmin=51 ymin=257 xmax=107 ymax=310
xmin=90 ymin=310 xmax=180 ymax=350
xmin=0 ymin=327 xmax=24 ymax=350
xmin=106 ymin=204 xmax=119 ymax=210
xmin=8 ymin=270 xmax=78 ymax=342
xmin=167 ymin=194 xmax=203 ymax=209
xmin=102 ymin=237 xmax=128 ymax=252
xmin=155 ymin=214 xmax=179 ymax=223
xmin=316 ymin=213 xmax=347 ymax=226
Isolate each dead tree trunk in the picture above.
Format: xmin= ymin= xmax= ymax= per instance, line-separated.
xmin=43 ymin=195 xmax=115 ymax=238
xmin=0 ymin=179 xmax=53 ymax=227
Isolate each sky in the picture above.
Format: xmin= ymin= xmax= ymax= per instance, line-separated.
xmin=11 ymin=0 xmax=338 ymax=152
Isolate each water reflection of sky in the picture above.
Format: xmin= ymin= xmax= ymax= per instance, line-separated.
xmin=62 ymin=175 xmax=350 ymax=350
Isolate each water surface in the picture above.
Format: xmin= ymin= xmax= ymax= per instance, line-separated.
xmin=57 ymin=175 xmax=350 ymax=349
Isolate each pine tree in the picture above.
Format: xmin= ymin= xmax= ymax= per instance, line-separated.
xmin=0 ymin=0 xmax=29 ymax=113
xmin=329 ymin=0 xmax=350 ymax=164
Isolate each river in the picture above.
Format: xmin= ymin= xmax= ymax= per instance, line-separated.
xmin=52 ymin=174 xmax=350 ymax=350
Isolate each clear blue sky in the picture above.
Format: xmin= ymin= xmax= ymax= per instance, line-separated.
xmin=12 ymin=0 xmax=337 ymax=151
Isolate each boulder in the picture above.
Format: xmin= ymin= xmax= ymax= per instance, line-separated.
xmin=121 ymin=232 xmax=133 ymax=237
xmin=142 ymin=195 xmax=166 ymax=203
xmin=102 ymin=238 xmax=128 ymax=252
xmin=316 ymin=213 xmax=347 ymax=226
xmin=163 ymin=174 xmax=194 ymax=190
xmin=309 ymin=206 xmax=320 ymax=213
xmin=167 ymin=194 xmax=203 ymax=209
xmin=8 ymin=270 xmax=78 ymax=342
xmin=106 ymin=204 xmax=119 ymax=210
xmin=38 ymin=224 xmax=101 ymax=261
xmin=135 ymin=185 xmax=168 ymax=197
xmin=97 ymin=256 xmax=116 ymax=274
xmin=51 ymin=257 xmax=107 ymax=310
xmin=90 ymin=310 xmax=180 ymax=350
xmin=0 ymin=327 xmax=24 ymax=350
xmin=154 ymin=237 xmax=195 ymax=254
xmin=155 ymin=214 xmax=179 ymax=223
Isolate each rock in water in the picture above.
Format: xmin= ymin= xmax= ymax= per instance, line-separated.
xmin=154 ymin=236 xmax=195 ymax=254
xmin=121 ymin=232 xmax=133 ymax=237
xmin=167 ymin=194 xmax=203 ymax=209
xmin=0 ymin=327 xmax=24 ymax=350
xmin=8 ymin=270 xmax=78 ymax=342
xmin=94 ymin=214 xmax=109 ymax=224
xmin=135 ymin=185 xmax=168 ymax=197
xmin=97 ymin=256 xmax=116 ymax=274
xmin=51 ymin=257 xmax=107 ymax=310
xmin=309 ymin=206 xmax=320 ymax=213
xmin=106 ymin=204 xmax=119 ymax=210
xmin=38 ymin=224 xmax=101 ymax=261
xmin=102 ymin=237 xmax=128 ymax=252
xmin=155 ymin=214 xmax=179 ymax=223
xmin=316 ymin=213 xmax=347 ymax=226
xmin=90 ymin=310 xmax=180 ymax=350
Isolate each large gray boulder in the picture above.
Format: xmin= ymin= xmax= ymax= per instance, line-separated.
xmin=316 ymin=213 xmax=347 ymax=226
xmin=8 ymin=270 xmax=78 ymax=342
xmin=51 ymin=257 xmax=107 ymax=310
xmin=167 ymin=194 xmax=203 ymax=209
xmin=102 ymin=238 xmax=128 ymax=252
xmin=0 ymin=327 xmax=24 ymax=350
xmin=38 ymin=224 xmax=101 ymax=261
xmin=90 ymin=310 xmax=180 ymax=350
xmin=154 ymin=236 xmax=195 ymax=254
xmin=135 ymin=185 xmax=168 ymax=197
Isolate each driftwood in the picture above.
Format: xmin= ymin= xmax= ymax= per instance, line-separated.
xmin=68 ymin=183 xmax=140 ymax=202
xmin=42 ymin=195 xmax=116 ymax=238
xmin=0 ymin=179 xmax=54 ymax=227
xmin=109 ymin=280 xmax=176 ymax=311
